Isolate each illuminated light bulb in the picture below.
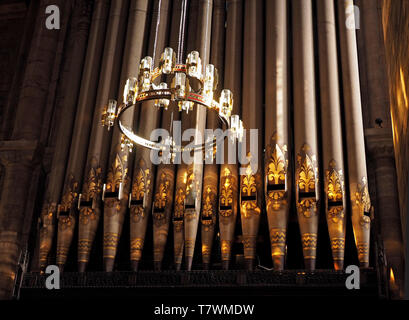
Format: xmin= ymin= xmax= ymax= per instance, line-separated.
xmin=178 ymin=100 xmax=194 ymax=113
xmin=139 ymin=56 xmax=153 ymax=92
xmin=102 ymin=99 xmax=118 ymax=129
xmin=123 ymin=77 xmax=137 ymax=105
xmin=204 ymin=64 xmax=218 ymax=102
xmin=160 ymin=47 xmax=175 ymax=74
xmin=219 ymin=89 xmax=233 ymax=118
xmin=186 ymin=51 xmax=202 ymax=78
xmin=172 ymin=72 xmax=187 ymax=100
xmin=154 ymin=83 xmax=170 ymax=109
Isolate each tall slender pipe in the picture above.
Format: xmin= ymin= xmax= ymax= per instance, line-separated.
xmin=317 ymin=0 xmax=347 ymax=270
xmin=240 ymin=0 xmax=263 ymax=271
xmin=201 ymin=0 xmax=226 ymax=269
xmin=152 ymin=0 xmax=185 ymax=272
xmin=292 ymin=0 xmax=320 ymax=270
xmin=182 ymin=0 xmax=213 ymax=271
xmin=337 ymin=0 xmax=371 ymax=267
xmin=55 ymin=0 xmax=112 ymax=271
xmin=218 ymin=0 xmax=243 ymax=270
xmin=264 ymin=0 xmax=290 ymax=271
xmin=129 ymin=0 xmax=171 ymax=272
xmin=38 ymin=0 xmax=101 ymax=272
xmin=102 ymin=0 xmax=149 ymax=272
xmin=76 ymin=0 xmax=132 ymax=272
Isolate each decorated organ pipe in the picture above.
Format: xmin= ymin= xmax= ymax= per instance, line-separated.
xmin=55 ymin=0 xmax=113 ymax=271
xmin=218 ymin=0 xmax=243 ymax=270
xmin=316 ymin=0 xmax=347 ymax=270
xmin=102 ymin=0 xmax=149 ymax=272
xmin=240 ymin=0 xmax=263 ymax=271
xmin=37 ymin=0 xmax=102 ymax=272
xmin=292 ymin=0 xmax=320 ymax=270
xmin=129 ymin=0 xmax=171 ymax=272
xmin=151 ymin=0 xmax=185 ymax=272
xmin=264 ymin=0 xmax=290 ymax=271
xmin=201 ymin=0 xmax=225 ymax=269
xmin=172 ymin=0 xmax=192 ymax=271
xmin=337 ymin=0 xmax=371 ymax=268
xmin=77 ymin=0 xmax=132 ymax=272
xmin=182 ymin=0 xmax=213 ymax=271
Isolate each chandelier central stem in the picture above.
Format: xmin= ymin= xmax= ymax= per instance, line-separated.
xmin=177 ymin=0 xmax=189 ymax=64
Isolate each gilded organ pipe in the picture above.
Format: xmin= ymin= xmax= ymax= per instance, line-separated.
xmin=218 ymin=0 xmax=243 ymax=270
xmin=240 ymin=0 xmax=263 ymax=271
xmin=317 ymin=0 xmax=347 ymax=270
xmin=292 ymin=0 xmax=320 ymax=270
xmin=77 ymin=0 xmax=132 ymax=272
xmin=129 ymin=0 xmax=171 ymax=272
xmin=152 ymin=0 xmax=184 ymax=272
xmin=183 ymin=0 xmax=213 ymax=271
xmin=55 ymin=0 xmax=112 ymax=271
xmin=102 ymin=0 xmax=149 ymax=272
xmin=264 ymin=0 xmax=290 ymax=271
xmin=201 ymin=0 xmax=225 ymax=269
xmin=337 ymin=0 xmax=371 ymax=267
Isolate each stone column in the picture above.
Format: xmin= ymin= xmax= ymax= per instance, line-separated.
xmin=317 ymin=0 xmax=347 ymax=270
xmin=218 ymin=0 xmax=243 ymax=270
xmin=366 ymin=129 xmax=404 ymax=295
xmin=360 ymin=0 xmax=404 ymax=295
xmin=0 ymin=0 xmax=66 ymax=299
xmin=292 ymin=0 xmax=320 ymax=270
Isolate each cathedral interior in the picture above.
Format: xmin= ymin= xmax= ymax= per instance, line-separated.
xmin=0 ymin=0 xmax=408 ymax=301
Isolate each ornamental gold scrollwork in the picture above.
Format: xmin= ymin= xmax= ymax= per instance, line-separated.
xmin=106 ymin=154 xmax=128 ymax=192
xmin=79 ymin=207 xmax=97 ymax=225
xmin=201 ymin=187 xmax=216 ymax=231
xmin=60 ymin=174 xmax=79 ymax=212
xmin=40 ymin=202 xmax=56 ymax=234
xmin=241 ymin=165 xmax=261 ymax=219
xmin=173 ymin=187 xmax=185 ymax=232
xmin=184 ymin=170 xmax=198 ymax=221
xmin=326 ymin=160 xmax=345 ymax=223
xmin=296 ymin=146 xmax=318 ymax=218
xmin=82 ymin=165 xmax=102 ymax=200
xmin=219 ymin=168 xmax=233 ymax=218
xmin=153 ymin=173 xmax=170 ymax=225
xmin=265 ymin=143 xmax=288 ymax=211
xmin=130 ymin=166 xmax=151 ymax=223
xmin=105 ymin=154 xmax=128 ymax=212
xmin=355 ymin=177 xmax=371 ymax=229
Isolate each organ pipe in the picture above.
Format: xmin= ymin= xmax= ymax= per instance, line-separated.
xmin=102 ymin=0 xmax=149 ymax=272
xmin=317 ymin=0 xmax=347 ymax=270
xmin=183 ymin=0 xmax=213 ymax=271
xmin=201 ymin=0 xmax=225 ymax=269
xmin=337 ymin=0 xmax=371 ymax=267
xmin=152 ymin=0 xmax=184 ymax=272
xmin=218 ymin=0 xmax=243 ymax=270
xmin=264 ymin=0 xmax=290 ymax=271
xmin=129 ymin=0 xmax=171 ymax=272
xmin=292 ymin=0 xmax=320 ymax=270
xmin=55 ymin=0 xmax=112 ymax=271
xmin=240 ymin=0 xmax=263 ymax=271
xmin=76 ymin=0 xmax=131 ymax=272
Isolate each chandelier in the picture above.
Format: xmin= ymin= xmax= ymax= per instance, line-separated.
xmin=101 ymin=47 xmax=244 ymax=159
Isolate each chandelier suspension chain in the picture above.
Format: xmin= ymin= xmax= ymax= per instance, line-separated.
xmin=177 ymin=0 xmax=189 ymax=64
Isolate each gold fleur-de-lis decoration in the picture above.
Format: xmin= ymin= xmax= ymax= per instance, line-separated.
xmin=106 ymin=154 xmax=127 ymax=192
xmin=83 ymin=166 xmax=102 ymax=199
